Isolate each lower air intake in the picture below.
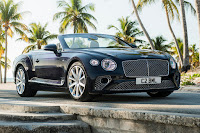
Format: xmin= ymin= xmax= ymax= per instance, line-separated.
xmin=110 ymin=80 xmax=175 ymax=91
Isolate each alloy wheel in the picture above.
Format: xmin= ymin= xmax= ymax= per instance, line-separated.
xmin=16 ymin=69 xmax=26 ymax=94
xmin=68 ymin=65 xmax=86 ymax=99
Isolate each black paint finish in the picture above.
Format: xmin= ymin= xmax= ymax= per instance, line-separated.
xmin=13 ymin=33 xmax=180 ymax=94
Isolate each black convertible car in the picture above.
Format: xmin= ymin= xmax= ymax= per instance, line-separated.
xmin=13 ymin=33 xmax=180 ymax=101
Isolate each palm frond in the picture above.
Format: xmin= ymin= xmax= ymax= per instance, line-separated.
xmin=57 ymin=0 xmax=71 ymax=8
xmin=53 ymin=11 xmax=67 ymax=21
xmin=54 ymin=0 xmax=97 ymax=33
xmin=184 ymin=1 xmax=196 ymax=15
xmin=22 ymin=44 xmax=36 ymax=53
xmin=83 ymin=18 xmax=97 ymax=31
xmin=80 ymin=3 xmax=95 ymax=12
xmin=80 ymin=13 xmax=97 ymax=22
xmin=107 ymin=25 xmax=121 ymax=32
xmin=108 ymin=16 xmax=145 ymax=44
xmin=19 ymin=22 xmax=57 ymax=51
xmin=43 ymin=34 xmax=58 ymax=42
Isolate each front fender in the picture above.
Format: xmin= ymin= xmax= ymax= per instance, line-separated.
xmin=70 ymin=54 xmax=124 ymax=80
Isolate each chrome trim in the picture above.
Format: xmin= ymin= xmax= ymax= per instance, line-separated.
xmin=122 ymin=59 xmax=169 ymax=77
xmin=146 ymin=60 xmax=149 ymax=76
xmin=29 ymin=77 xmax=65 ymax=86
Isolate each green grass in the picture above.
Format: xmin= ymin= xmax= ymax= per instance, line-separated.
xmin=181 ymin=81 xmax=196 ymax=86
xmin=181 ymin=73 xmax=187 ymax=77
xmin=192 ymin=74 xmax=200 ymax=78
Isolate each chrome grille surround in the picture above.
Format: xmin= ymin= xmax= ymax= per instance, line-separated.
xmin=122 ymin=59 xmax=169 ymax=77
xmin=110 ymin=80 xmax=175 ymax=91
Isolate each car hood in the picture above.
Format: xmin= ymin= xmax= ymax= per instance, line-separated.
xmin=66 ymin=48 xmax=169 ymax=60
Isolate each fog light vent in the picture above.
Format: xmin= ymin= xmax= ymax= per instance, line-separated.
xmin=95 ymin=76 xmax=112 ymax=90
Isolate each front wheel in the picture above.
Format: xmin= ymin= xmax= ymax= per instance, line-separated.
xmin=15 ymin=66 xmax=37 ymax=97
xmin=147 ymin=91 xmax=173 ymax=98
xmin=67 ymin=62 xmax=92 ymax=101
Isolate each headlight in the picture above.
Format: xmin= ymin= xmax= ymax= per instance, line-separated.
xmin=90 ymin=59 xmax=99 ymax=66
xmin=170 ymin=57 xmax=176 ymax=69
xmin=101 ymin=59 xmax=117 ymax=71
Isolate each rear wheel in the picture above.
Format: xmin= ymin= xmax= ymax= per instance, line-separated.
xmin=147 ymin=91 xmax=173 ymax=98
xmin=15 ymin=66 xmax=37 ymax=97
xmin=67 ymin=62 xmax=92 ymax=101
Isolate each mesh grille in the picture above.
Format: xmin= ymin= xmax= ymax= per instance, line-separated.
xmin=122 ymin=59 xmax=169 ymax=77
xmin=111 ymin=80 xmax=175 ymax=91
xmin=148 ymin=60 xmax=169 ymax=76
xmin=95 ymin=76 xmax=112 ymax=90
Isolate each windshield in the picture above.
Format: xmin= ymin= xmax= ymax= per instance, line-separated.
xmin=63 ymin=34 xmax=131 ymax=49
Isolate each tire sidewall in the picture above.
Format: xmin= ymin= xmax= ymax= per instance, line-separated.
xmin=15 ymin=66 xmax=37 ymax=97
xmin=67 ymin=62 xmax=91 ymax=101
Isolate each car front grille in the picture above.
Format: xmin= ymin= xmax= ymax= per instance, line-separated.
xmin=110 ymin=80 xmax=175 ymax=91
xmin=122 ymin=59 xmax=169 ymax=77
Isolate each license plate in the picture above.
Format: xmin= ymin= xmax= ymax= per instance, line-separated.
xmin=136 ymin=77 xmax=161 ymax=85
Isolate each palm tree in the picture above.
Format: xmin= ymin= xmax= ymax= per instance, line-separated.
xmin=0 ymin=22 xmax=5 ymax=83
xmin=152 ymin=36 xmax=171 ymax=53
xmin=130 ymin=0 xmax=155 ymax=50
xmin=189 ymin=44 xmax=199 ymax=68
xmin=53 ymin=0 xmax=97 ymax=33
xmin=137 ymin=0 xmax=184 ymax=68
xmin=195 ymin=0 xmax=200 ymax=64
xmin=0 ymin=56 xmax=11 ymax=83
xmin=0 ymin=0 xmax=28 ymax=83
xmin=140 ymin=36 xmax=171 ymax=52
xmin=171 ymin=38 xmax=183 ymax=68
xmin=108 ymin=16 xmax=145 ymax=44
xmin=137 ymin=0 xmax=195 ymax=71
xmin=175 ymin=0 xmax=196 ymax=71
xmin=0 ymin=45 xmax=4 ymax=83
xmin=18 ymin=23 xmax=58 ymax=53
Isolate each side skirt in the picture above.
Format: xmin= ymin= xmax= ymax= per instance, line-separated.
xmin=29 ymin=77 xmax=65 ymax=86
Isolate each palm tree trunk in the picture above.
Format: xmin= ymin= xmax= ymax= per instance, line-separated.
xmin=165 ymin=7 xmax=183 ymax=67
xmin=37 ymin=40 xmax=41 ymax=49
xmin=4 ymin=28 xmax=8 ymax=83
xmin=195 ymin=0 xmax=200 ymax=64
xmin=179 ymin=0 xmax=190 ymax=71
xmin=130 ymin=0 xmax=155 ymax=50
xmin=73 ymin=21 xmax=76 ymax=34
xmin=0 ymin=65 xmax=2 ymax=83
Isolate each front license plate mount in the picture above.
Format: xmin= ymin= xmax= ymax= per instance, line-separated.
xmin=136 ymin=77 xmax=161 ymax=85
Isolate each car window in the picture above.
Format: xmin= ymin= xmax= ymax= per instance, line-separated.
xmin=63 ymin=35 xmax=131 ymax=49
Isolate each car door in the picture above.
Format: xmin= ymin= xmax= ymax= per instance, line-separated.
xmin=34 ymin=50 xmax=65 ymax=84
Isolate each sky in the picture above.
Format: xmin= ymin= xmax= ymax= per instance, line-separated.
xmin=1 ymin=0 xmax=199 ymax=78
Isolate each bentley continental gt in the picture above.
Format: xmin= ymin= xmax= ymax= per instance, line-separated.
xmin=13 ymin=34 xmax=180 ymax=101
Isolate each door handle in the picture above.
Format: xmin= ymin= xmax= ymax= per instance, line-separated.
xmin=36 ymin=59 xmax=39 ymax=63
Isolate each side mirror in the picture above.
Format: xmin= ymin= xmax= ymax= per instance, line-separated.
xmin=44 ymin=44 xmax=61 ymax=56
xmin=129 ymin=43 xmax=137 ymax=48
xmin=44 ymin=44 xmax=57 ymax=52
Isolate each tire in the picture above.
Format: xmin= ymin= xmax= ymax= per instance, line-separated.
xmin=67 ymin=62 xmax=92 ymax=101
xmin=15 ymin=66 xmax=37 ymax=97
xmin=147 ymin=91 xmax=173 ymax=98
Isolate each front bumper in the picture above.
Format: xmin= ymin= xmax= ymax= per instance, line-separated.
xmin=89 ymin=71 xmax=180 ymax=94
